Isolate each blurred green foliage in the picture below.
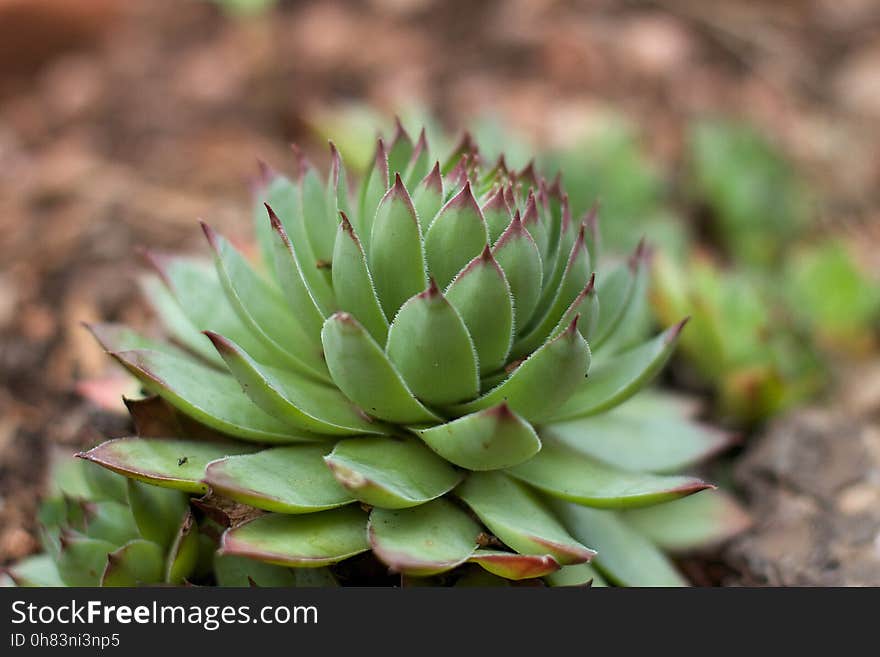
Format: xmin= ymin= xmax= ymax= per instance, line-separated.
xmin=205 ymin=0 xmax=278 ymax=16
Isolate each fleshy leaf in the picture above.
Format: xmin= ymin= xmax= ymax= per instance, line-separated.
xmin=543 ymin=392 xmax=732 ymax=473
xmin=449 ymin=318 xmax=590 ymax=423
xmin=80 ymin=501 xmax=140 ymax=545
xmin=101 ymin=539 xmax=164 ymax=587
xmin=331 ymin=214 xmax=389 ymax=344
xmin=202 ymin=223 xmax=329 ymax=381
xmin=492 ymin=211 xmax=543 ymax=331
xmin=356 ymin=139 xmax=389 ymax=252
xmin=165 ymin=510 xmax=199 ymax=584
xmin=445 ymin=246 xmax=514 ymax=373
xmin=126 ymin=479 xmax=188 ymax=548
xmin=57 ymin=533 xmax=116 ymax=587
xmin=412 ymin=162 xmax=443 ymax=231
xmin=423 ymin=182 xmax=489 ymax=288
xmin=414 ymin=404 xmax=540 ymax=471
xmin=456 ymin=471 xmax=595 ymax=565
xmin=549 ymin=321 xmax=687 ymax=421
xmin=385 ymin=280 xmax=479 ymax=406
xmin=204 ymin=446 xmax=354 ymax=514
xmin=301 ymin=164 xmax=336 ymax=271
xmin=548 ymin=274 xmax=599 ymax=342
xmin=324 ymin=436 xmax=463 ymax=509
xmin=79 ymin=438 xmax=253 ymax=494
xmin=221 ymin=507 xmax=370 ymax=568
xmin=405 ymin=128 xmax=432 ymax=187
xmin=5 ymin=554 xmax=64 ymax=587
xmin=468 ymin=550 xmax=560 ymax=580
xmin=507 ymin=438 xmax=713 ymax=509
xmin=550 ymin=500 xmax=687 ymax=586
xmin=387 ymin=118 xmax=414 ymax=177
xmin=482 ymin=186 xmax=512 ymax=244
xmin=369 ymin=174 xmax=428 ymax=319
xmin=368 ymin=499 xmax=480 ymax=576
xmin=591 ymin=251 xmax=642 ymax=349
xmin=545 ymin=562 xmax=608 ymax=587
xmin=321 ymin=313 xmax=439 ymax=424
xmin=206 ymin=332 xmax=384 ymax=437
xmin=621 ymin=490 xmax=751 ymax=552
xmin=213 ymin=554 xmax=298 ymax=587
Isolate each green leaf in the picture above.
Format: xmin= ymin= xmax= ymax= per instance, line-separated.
xmin=80 ymin=438 xmax=253 ymax=494
xmin=456 ymin=471 xmax=595 ymax=565
xmin=221 ymin=507 xmax=370 ymax=568
xmin=324 ymin=436 xmax=463 ymax=509
xmin=424 ymin=182 xmax=489 ymax=288
xmin=165 ymin=510 xmax=200 ymax=584
xmin=550 ymin=500 xmax=687 ymax=586
xmin=204 ymin=446 xmax=354 ymax=514
xmin=81 ymin=458 xmax=128 ymax=504
xmin=140 ymin=253 xmax=274 ymax=364
xmin=513 ymin=223 xmax=591 ymax=357
xmin=543 ymin=392 xmax=732 ymax=473
xmin=111 ymin=349 xmax=299 ymax=443
xmin=206 ymin=332 xmax=384 ymax=437
xmin=549 ymin=321 xmax=687 ymax=422
xmin=482 ymin=187 xmax=512 ymax=244
xmin=101 ymin=539 xmax=165 ymax=587
xmin=368 ymin=174 xmax=428 ymax=319
xmin=445 ymin=246 xmax=514 ymax=373
xmin=385 ymin=281 xmax=479 ymax=406
xmin=126 ymin=479 xmax=188 ymax=548
xmin=86 ymin=322 xmax=188 ymax=359
xmin=387 ymin=119 xmax=414 ymax=177
xmin=5 ymin=554 xmax=64 ymax=587
xmin=545 ymin=562 xmax=608 ymax=587
xmin=468 ymin=550 xmax=560 ymax=580
xmin=591 ymin=253 xmax=641 ymax=349
xmin=368 ymin=499 xmax=480 ymax=576
xmin=213 ymin=554 xmax=298 ymax=587
xmin=81 ymin=500 xmax=140 ymax=545
xmin=266 ymin=205 xmax=326 ymax=346
xmin=405 ymin=129 xmax=433 ymax=188
xmin=507 ymin=438 xmax=712 ymax=509
xmin=202 ymin=223 xmax=329 ymax=381
xmin=57 ymin=533 xmax=115 ymax=586
xmin=356 ymin=139 xmax=389 ymax=253
xmin=301 ymin=165 xmax=335 ymax=271
xmin=449 ymin=318 xmax=590 ymax=423
xmin=411 ymin=162 xmax=443 ymax=231
xmin=547 ymin=273 xmax=599 ymax=342
xmin=414 ymin=404 xmax=540 ymax=471
xmin=621 ymin=491 xmax=751 ymax=552
xmin=332 ymin=214 xmax=389 ymax=344
xmin=321 ymin=313 xmax=439 ymax=424
xmin=520 ymin=192 xmax=549 ymax=268
xmin=492 ymin=211 xmax=543 ymax=331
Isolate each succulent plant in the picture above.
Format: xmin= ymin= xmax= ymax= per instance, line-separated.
xmin=9 ymin=124 xmax=749 ymax=587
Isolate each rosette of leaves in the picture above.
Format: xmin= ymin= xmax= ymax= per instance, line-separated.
xmin=22 ymin=125 xmax=748 ymax=587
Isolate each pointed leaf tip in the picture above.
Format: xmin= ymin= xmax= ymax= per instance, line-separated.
xmin=199 ymin=220 xmax=219 ymax=250
xmin=420 ymin=277 xmax=441 ymax=299
xmin=668 ymin=317 xmax=690 ymax=342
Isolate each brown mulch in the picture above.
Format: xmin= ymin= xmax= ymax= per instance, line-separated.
xmin=1 ymin=0 xmax=879 ymax=572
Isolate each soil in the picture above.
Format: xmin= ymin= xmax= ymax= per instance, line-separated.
xmin=1 ymin=0 xmax=879 ymax=580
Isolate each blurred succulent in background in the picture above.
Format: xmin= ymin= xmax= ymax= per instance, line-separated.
xmin=205 ymin=0 xmax=278 ymax=16
xmin=6 ymin=123 xmax=748 ymax=587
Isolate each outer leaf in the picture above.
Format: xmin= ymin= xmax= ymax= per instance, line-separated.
xmin=204 ymin=446 xmax=354 ymax=514
xmin=621 ymin=491 xmax=752 ymax=552
xmin=449 ymin=318 xmax=590 ymax=423
xmin=456 ymin=471 xmax=595 ymax=565
xmin=507 ymin=438 xmax=712 ymax=509
xmin=206 ymin=332 xmax=384 ymax=437
xmin=445 ymin=246 xmax=514 ymax=373
xmin=369 ymin=174 xmax=428 ymax=319
xmin=126 ymin=479 xmax=188 ymax=548
xmin=111 ymin=349 xmax=305 ymax=443
xmin=550 ymin=500 xmax=687 ymax=586
xmin=414 ymin=404 xmax=540 ymax=471
xmin=301 ymin=164 xmax=335 ymax=270
xmin=405 ymin=128 xmax=432 ymax=187
xmin=324 ymin=436 xmax=463 ymax=509
xmin=321 ymin=313 xmax=439 ymax=424
xmin=423 ymin=182 xmax=489 ymax=288
xmin=332 ymin=214 xmax=389 ymax=344
xmin=591 ymin=252 xmax=640 ymax=349
xmin=543 ymin=393 xmax=732 ymax=473
xmin=385 ymin=281 xmax=479 ymax=406
xmin=79 ymin=438 xmax=253 ymax=494
xmin=548 ymin=274 xmax=599 ymax=342
xmin=57 ymin=533 xmax=116 ymax=587
xmin=213 ymin=554 xmax=298 ymax=587
xmin=492 ymin=211 xmax=543 ymax=330
xmin=202 ymin=223 xmax=328 ymax=381
xmin=368 ymin=499 xmax=480 ymax=576
xmin=80 ymin=501 xmax=139 ymax=545
xmin=549 ymin=320 xmax=687 ymax=422
xmin=545 ymin=562 xmax=608 ymax=587
xmin=221 ymin=507 xmax=370 ymax=568
xmin=482 ymin=186 xmax=512 ymax=244
xmin=101 ymin=539 xmax=165 ymax=587
xmin=356 ymin=139 xmax=389 ymax=253
xmin=468 ymin=550 xmax=560 ymax=580
xmin=386 ymin=118 xmax=414 ymax=177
